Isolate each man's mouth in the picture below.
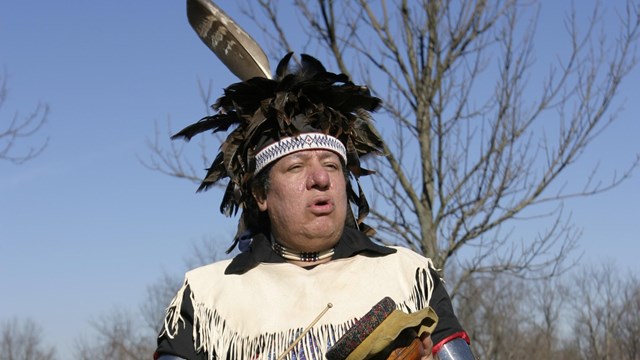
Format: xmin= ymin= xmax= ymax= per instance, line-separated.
xmin=309 ymin=197 xmax=334 ymax=214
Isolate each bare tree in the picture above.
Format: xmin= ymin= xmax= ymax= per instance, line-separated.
xmin=438 ymin=262 xmax=640 ymax=360
xmin=74 ymin=309 xmax=156 ymax=360
xmin=147 ymin=1 xmax=640 ymax=289
xmin=76 ymin=237 xmax=226 ymax=359
xmin=521 ymin=278 xmax=568 ymax=358
xmin=0 ymin=317 xmax=57 ymax=360
xmin=141 ymin=80 xmax=219 ymax=185
xmin=246 ymin=0 xmax=640 ymax=281
xmin=139 ymin=236 xmax=228 ymax=330
xmin=615 ymin=276 xmax=640 ymax=359
xmin=567 ymin=264 xmax=640 ymax=360
xmin=0 ymin=70 xmax=49 ymax=164
xmin=140 ymin=271 xmax=185 ymax=334
xmin=452 ymin=274 xmax=534 ymax=359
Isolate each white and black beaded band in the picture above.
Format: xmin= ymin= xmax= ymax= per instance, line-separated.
xmin=272 ymin=240 xmax=335 ymax=262
xmin=255 ymin=133 xmax=347 ymax=173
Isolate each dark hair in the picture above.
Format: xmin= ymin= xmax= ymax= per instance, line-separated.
xmin=244 ymin=162 xmax=273 ymax=235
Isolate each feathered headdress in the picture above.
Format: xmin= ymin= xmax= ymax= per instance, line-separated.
xmin=172 ymin=53 xmax=384 ymax=243
xmin=180 ymin=0 xmax=386 ymax=249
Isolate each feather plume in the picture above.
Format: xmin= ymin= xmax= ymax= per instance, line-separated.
xmin=173 ymin=53 xmax=384 ymax=240
xmin=187 ymin=0 xmax=271 ymax=80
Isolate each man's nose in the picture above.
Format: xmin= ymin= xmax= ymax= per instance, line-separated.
xmin=306 ymin=165 xmax=331 ymax=190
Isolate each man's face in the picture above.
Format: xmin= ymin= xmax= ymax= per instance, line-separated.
xmin=255 ymin=149 xmax=348 ymax=251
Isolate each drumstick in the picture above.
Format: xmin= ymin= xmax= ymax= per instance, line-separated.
xmin=277 ymin=303 xmax=333 ymax=360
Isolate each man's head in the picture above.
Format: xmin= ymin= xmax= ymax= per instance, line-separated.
xmin=172 ymin=53 xmax=384 ymax=248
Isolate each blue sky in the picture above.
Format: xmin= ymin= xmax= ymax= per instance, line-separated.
xmin=1 ymin=1 xmax=639 ymax=358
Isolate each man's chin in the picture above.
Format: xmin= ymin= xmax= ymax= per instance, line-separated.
xmin=303 ymin=222 xmax=342 ymax=245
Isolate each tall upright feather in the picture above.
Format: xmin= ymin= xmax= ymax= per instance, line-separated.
xmin=187 ymin=0 xmax=272 ymax=80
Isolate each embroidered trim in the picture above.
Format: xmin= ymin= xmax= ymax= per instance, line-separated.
xmin=255 ymin=134 xmax=347 ymax=173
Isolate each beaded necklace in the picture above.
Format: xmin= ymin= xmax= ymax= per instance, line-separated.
xmin=271 ymin=239 xmax=335 ymax=262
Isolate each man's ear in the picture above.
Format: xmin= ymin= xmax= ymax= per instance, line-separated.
xmin=252 ymin=186 xmax=268 ymax=211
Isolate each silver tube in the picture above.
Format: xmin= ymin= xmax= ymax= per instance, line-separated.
xmin=435 ymin=338 xmax=476 ymax=360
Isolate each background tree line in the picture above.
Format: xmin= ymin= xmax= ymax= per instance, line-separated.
xmin=2 ymin=0 xmax=639 ymax=358
xmin=3 ymin=261 xmax=639 ymax=359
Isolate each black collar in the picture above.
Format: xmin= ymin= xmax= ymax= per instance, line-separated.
xmin=224 ymin=226 xmax=396 ymax=274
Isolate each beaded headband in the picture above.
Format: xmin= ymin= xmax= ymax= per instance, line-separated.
xmin=255 ymin=133 xmax=347 ymax=174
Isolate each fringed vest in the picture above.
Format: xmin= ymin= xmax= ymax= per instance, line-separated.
xmin=161 ymin=247 xmax=435 ymax=360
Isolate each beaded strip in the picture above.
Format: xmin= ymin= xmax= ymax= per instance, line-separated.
xmin=255 ymin=134 xmax=347 ymax=173
xmin=272 ymin=241 xmax=335 ymax=262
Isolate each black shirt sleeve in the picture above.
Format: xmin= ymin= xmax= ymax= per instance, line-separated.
xmin=427 ymin=268 xmax=466 ymax=345
xmin=156 ymin=286 xmax=207 ymax=360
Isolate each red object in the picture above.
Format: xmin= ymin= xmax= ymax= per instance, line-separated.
xmin=432 ymin=331 xmax=470 ymax=354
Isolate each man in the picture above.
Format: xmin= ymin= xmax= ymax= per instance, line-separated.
xmin=155 ymin=53 xmax=474 ymax=360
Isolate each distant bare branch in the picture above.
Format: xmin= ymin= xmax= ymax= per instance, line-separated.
xmin=0 ymin=70 xmax=49 ymax=164
xmin=1 ymin=318 xmax=56 ymax=360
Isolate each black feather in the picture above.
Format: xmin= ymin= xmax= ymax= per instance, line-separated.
xmin=175 ymin=53 xmax=384 ymax=236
